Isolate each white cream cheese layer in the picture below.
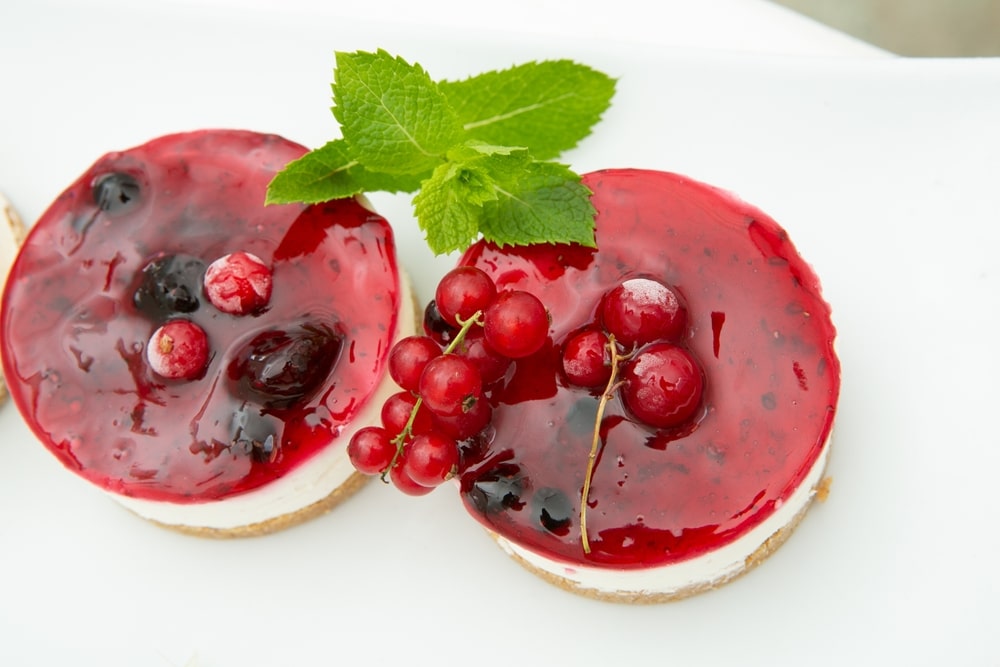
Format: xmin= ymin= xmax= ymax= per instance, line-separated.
xmin=113 ymin=271 xmax=416 ymax=530
xmin=496 ymin=437 xmax=831 ymax=598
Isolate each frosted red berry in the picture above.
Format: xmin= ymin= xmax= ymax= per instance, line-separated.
xmin=620 ymin=342 xmax=704 ymax=429
xmin=146 ymin=319 xmax=210 ymax=380
xmin=403 ymin=432 xmax=460 ymax=487
xmin=388 ymin=335 xmax=441 ymax=392
xmin=203 ymin=251 xmax=273 ymax=315
xmin=483 ymin=290 xmax=549 ymax=359
xmin=347 ymin=426 xmax=395 ymax=475
xmin=418 ymin=354 xmax=483 ymax=417
xmin=435 ymin=266 xmax=497 ymax=326
xmin=601 ymin=278 xmax=686 ymax=347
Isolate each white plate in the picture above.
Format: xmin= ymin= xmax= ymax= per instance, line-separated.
xmin=1 ymin=2 xmax=998 ymax=666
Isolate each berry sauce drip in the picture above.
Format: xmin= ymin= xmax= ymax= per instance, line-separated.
xmin=455 ymin=169 xmax=840 ymax=568
xmin=0 ymin=130 xmax=402 ymax=503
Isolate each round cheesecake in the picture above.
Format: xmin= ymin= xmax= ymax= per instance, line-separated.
xmin=453 ymin=169 xmax=840 ymax=601
xmin=0 ymin=130 xmax=414 ymax=536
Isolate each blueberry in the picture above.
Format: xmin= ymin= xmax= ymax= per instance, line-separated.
xmin=228 ymin=322 xmax=342 ymax=408
xmin=92 ymin=172 xmax=141 ymax=215
xmin=464 ymin=461 xmax=525 ymax=515
xmin=230 ymin=404 xmax=279 ymax=463
xmin=532 ymin=487 xmax=573 ymax=535
xmin=133 ymin=254 xmax=207 ymax=319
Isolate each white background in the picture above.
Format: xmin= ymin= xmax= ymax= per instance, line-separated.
xmin=1 ymin=1 xmax=998 ymax=665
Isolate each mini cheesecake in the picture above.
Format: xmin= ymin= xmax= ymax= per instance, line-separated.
xmin=453 ymin=169 xmax=839 ymax=601
xmin=0 ymin=193 xmax=27 ymax=405
xmin=0 ymin=130 xmax=414 ymax=536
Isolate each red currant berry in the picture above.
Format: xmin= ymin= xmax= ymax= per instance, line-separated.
xmin=380 ymin=391 xmax=434 ymax=437
xmin=462 ymin=331 xmax=512 ymax=385
xmin=433 ymin=396 xmax=493 ymax=440
xmin=561 ymin=328 xmax=612 ymax=388
xmin=435 ymin=266 xmax=497 ymax=327
xmin=620 ymin=343 xmax=704 ymax=429
xmin=347 ymin=426 xmax=395 ymax=475
xmin=600 ymin=278 xmax=687 ymax=347
xmin=388 ymin=335 xmax=441 ymax=392
xmin=483 ymin=290 xmax=549 ymax=359
xmin=418 ymin=354 xmax=483 ymax=417
xmin=403 ymin=432 xmax=460 ymax=487
xmin=146 ymin=319 xmax=209 ymax=379
xmin=203 ymin=251 xmax=273 ymax=315
xmin=389 ymin=458 xmax=435 ymax=496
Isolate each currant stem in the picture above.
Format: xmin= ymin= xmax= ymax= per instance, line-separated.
xmin=580 ymin=334 xmax=628 ymax=554
xmin=379 ymin=309 xmax=484 ymax=483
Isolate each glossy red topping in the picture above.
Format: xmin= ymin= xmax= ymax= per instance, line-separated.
xmin=0 ymin=130 xmax=402 ymax=503
xmin=455 ymin=169 xmax=839 ymax=568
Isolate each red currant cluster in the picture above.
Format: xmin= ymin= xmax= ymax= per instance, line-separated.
xmin=561 ymin=277 xmax=704 ymax=429
xmin=347 ymin=266 xmax=550 ymax=495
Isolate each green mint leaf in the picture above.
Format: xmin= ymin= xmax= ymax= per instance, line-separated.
xmin=478 ymin=160 xmax=597 ymax=248
xmin=333 ymin=50 xmax=463 ymax=175
xmin=413 ymin=163 xmax=491 ymax=255
xmin=266 ymin=139 xmax=424 ymax=204
xmin=440 ymin=60 xmax=616 ymax=161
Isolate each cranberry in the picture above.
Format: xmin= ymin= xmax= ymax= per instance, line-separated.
xmin=228 ymin=322 xmax=342 ymax=408
xmin=203 ymin=251 xmax=273 ymax=315
xmin=146 ymin=319 xmax=210 ymax=380
xmin=601 ymin=278 xmax=687 ymax=347
xmin=620 ymin=343 xmax=704 ymax=429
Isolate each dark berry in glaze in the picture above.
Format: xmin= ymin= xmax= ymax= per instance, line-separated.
xmin=227 ymin=321 xmax=343 ymax=409
xmin=132 ymin=254 xmax=207 ymax=319
xmin=0 ymin=130 xmax=404 ymax=503
xmin=455 ymin=169 xmax=840 ymax=569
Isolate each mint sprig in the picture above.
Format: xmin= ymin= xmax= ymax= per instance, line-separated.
xmin=266 ymin=49 xmax=616 ymax=255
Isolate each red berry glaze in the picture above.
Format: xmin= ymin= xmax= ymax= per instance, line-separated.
xmin=620 ymin=343 xmax=704 ymax=429
xmin=0 ymin=130 xmax=404 ymax=503
xmin=455 ymin=169 xmax=840 ymax=569
xmin=146 ymin=319 xmax=210 ymax=380
xmin=203 ymin=251 xmax=273 ymax=315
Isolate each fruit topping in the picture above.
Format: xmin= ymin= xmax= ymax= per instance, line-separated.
xmin=346 ymin=426 xmax=395 ymax=476
xmin=92 ymin=172 xmax=142 ymax=215
xmin=600 ymin=277 xmax=687 ymax=347
xmin=434 ymin=266 xmax=497 ymax=327
xmin=146 ymin=319 xmax=210 ymax=380
xmin=203 ymin=251 xmax=274 ymax=315
xmin=228 ymin=322 xmax=342 ymax=409
xmin=418 ymin=354 xmax=483 ymax=418
xmin=620 ymin=343 xmax=704 ymax=429
xmin=388 ymin=335 xmax=442 ymax=393
xmin=482 ymin=290 xmax=549 ymax=359
xmin=132 ymin=254 xmax=207 ymax=319
xmin=403 ymin=432 xmax=461 ymax=487
xmin=561 ymin=328 xmax=612 ymax=389
xmin=0 ymin=130 xmax=403 ymax=502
